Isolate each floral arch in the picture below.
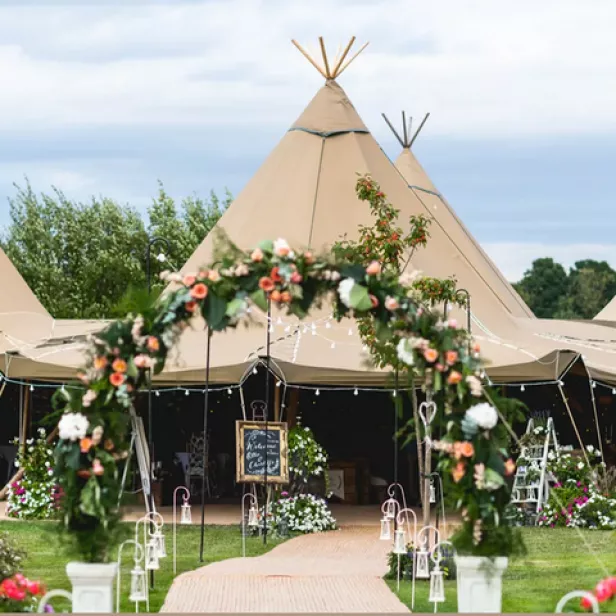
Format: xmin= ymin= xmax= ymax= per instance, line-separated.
xmin=54 ymin=234 xmax=520 ymax=560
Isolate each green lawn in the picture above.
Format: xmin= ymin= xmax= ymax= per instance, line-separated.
xmin=387 ymin=528 xmax=616 ymax=613
xmin=1 ymin=522 xmax=284 ymax=613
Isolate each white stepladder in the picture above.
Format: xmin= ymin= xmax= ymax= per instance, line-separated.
xmin=511 ymin=417 xmax=559 ymax=521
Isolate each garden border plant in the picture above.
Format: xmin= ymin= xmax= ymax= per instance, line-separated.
xmin=51 ymin=176 xmax=523 ymax=562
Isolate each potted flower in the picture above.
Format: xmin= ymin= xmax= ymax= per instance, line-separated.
xmin=432 ymin=399 xmax=526 ymax=613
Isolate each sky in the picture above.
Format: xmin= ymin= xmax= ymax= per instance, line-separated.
xmin=1 ymin=0 xmax=615 ymax=282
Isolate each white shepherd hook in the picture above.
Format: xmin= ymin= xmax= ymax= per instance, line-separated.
xmin=419 ymin=400 xmax=437 ymax=428
xmin=555 ymin=590 xmax=599 ymax=613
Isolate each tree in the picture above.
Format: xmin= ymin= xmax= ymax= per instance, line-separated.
xmin=514 ymin=258 xmax=569 ymax=318
xmin=555 ymin=260 xmax=616 ymax=319
xmin=1 ymin=181 xmax=231 ymax=319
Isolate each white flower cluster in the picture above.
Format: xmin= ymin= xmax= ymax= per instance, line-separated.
xmin=270 ymin=493 xmax=337 ymax=534
xmin=58 ymin=412 xmax=89 ymax=442
xmin=288 ymin=427 xmax=328 ymax=482
xmin=464 ymin=403 xmax=498 ymax=430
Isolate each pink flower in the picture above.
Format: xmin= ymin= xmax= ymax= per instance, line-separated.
xmin=448 ymin=319 xmax=458 ymax=328
xmin=366 ymin=261 xmax=381 ymax=275
xmin=290 ymin=271 xmax=303 ymax=284
xmin=423 ymin=348 xmax=438 ymax=363
xmin=82 ymin=390 xmax=97 ymax=408
xmin=384 ymin=296 xmax=399 ymax=311
xmin=92 ymin=459 xmax=104 ymax=476
xmin=207 ymin=270 xmax=220 ymax=282
xmin=273 ymin=238 xmax=291 ymax=257
xmin=183 ymin=274 xmax=196 ymax=287
xmin=134 ymin=354 xmax=152 ymax=369
xmin=251 ymin=248 xmax=264 ymax=262
xmin=447 ymin=370 xmax=462 ymax=384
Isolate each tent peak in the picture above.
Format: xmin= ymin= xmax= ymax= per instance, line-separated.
xmin=382 ymin=111 xmax=430 ymax=149
xmin=291 ymin=36 xmax=369 ymax=81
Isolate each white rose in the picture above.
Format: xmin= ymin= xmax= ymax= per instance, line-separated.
xmin=273 ymin=238 xmax=291 ymax=257
xmin=396 ymin=338 xmax=415 ymax=367
xmin=465 ymin=403 xmax=498 ymax=430
xmin=337 ymin=278 xmax=356 ymax=308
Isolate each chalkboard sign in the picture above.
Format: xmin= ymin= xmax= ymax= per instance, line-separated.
xmin=235 ymin=421 xmax=289 ymax=484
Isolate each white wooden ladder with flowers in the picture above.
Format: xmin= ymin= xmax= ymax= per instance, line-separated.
xmin=511 ymin=417 xmax=559 ymax=519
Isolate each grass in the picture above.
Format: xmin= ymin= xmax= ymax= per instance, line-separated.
xmin=1 ymin=521 xmax=285 ymax=613
xmin=387 ymin=528 xmax=616 ymax=613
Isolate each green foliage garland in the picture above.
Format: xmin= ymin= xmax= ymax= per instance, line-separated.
xmin=51 ymin=179 xmax=521 ymax=561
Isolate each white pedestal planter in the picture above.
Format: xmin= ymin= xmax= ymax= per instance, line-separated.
xmin=66 ymin=562 xmax=118 ymax=613
xmin=455 ymin=556 xmax=508 ymax=613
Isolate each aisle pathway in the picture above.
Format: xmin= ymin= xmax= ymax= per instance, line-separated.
xmin=161 ymin=526 xmax=410 ymax=613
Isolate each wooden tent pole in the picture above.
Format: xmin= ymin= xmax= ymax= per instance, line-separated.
xmin=331 ymin=37 xmax=355 ymax=77
xmin=336 ymin=42 xmax=369 ymax=78
xmin=274 ymin=380 xmax=281 ymax=422
xmin=291 ymin=40 xmax=327 ymax=79
xmin=20 ymin=382 xmax=31 ymax=456
xmin=318 ymin=37 xmax=331 ymax=79
xmin=409 ymin=112 xmax=431 ymax=148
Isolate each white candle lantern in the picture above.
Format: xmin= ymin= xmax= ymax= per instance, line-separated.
xmin=173 ymin=486 xmax=191 ymax=574
xmin=152 ymin=528 xmax=167 ymax=559
xmin=393 ymin=529 xmax=406 ymax=555
xmin=384 ymin=498 xmax=397 ymax=520
xmin=145 ymin=539 xmax=160 ymax=571
xmin=379 ymin=516 xmax=392 ymax=541
xmin=429 ymin=566 xmax=445 ymax=603
xmin=180 ymin=499 xmax=192 ymax=525
xmin=415 ymin=546 xmax=430 ymax=579
xmin=129 ymin=564 xmax=147 ymax=603
xmin=248 ymin=504 xmax=259 ymax=527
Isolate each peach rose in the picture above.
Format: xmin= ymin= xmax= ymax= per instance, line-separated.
xmin=93 ymin=356 xmax=108 ymax=371
xmin=270 ymin=290 xmax=282 ymax=302
xmin=147 ymin=336 xmax=160 ymax=352
xmin=80 ymin=438 xmax=92 ymax=453
xmin=423 ymin=348 xmax=438 ymax=363
xmin=366 ymin=261 xmax=381 ymax=275
xmin=290 ymin=271 xmax=303 ymax=284
xmin=447 ymin=370 xmax=463 ymax=384
xmin=134 ymin=354 xmax=152 ymax=369
xmin=452 ymin=462 xmax=466 ymax=483
xmin=92 ymin=459 xmax=104 ymax=476
xmin=304 ymin=251 xmax=315 ymax=264
xmin=251 ymin=248 xmax=264 ymax=262
xmin=384 ymin=296 xmax=399 ymax=311
xmin=280 ymin=291 xmax=292 ymax=303
xmin=445 ymin=350 xmax=458 ymax=365
xmin=459 ymin=441 xmax=474 ymax=458
xmin=111 ymin=358 xmax=127 ymax=373
xmin=183 ymin=274 xmax=196 ymax=287
xmin=270 ymin=267 xmax=282 ymax=282
xmin=109 ymin=372 xmax=125 ymax=387
xmin=190 ymin=283 xmax=208 ymax=300
xmin=185 ymin=300 xmax=198 ymax=313
xmin=504 ymin=459 xmax=516 ymax=476
xmin=259 ymin=277 xmax=275 ymax=292
xmin=369 ymin=294 xmax=379 ymax=308
xmin=207 ymin=270 xmax=220 ymax=282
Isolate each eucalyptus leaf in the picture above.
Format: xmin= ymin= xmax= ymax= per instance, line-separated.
xmin=349 ymin=284 xmax=373 ymax=311
xmin=225 ymin=298 xmax=245 ymax=317
xmin=250 ymin=289 xmax=268 ymax=312
xmin=258 ymin=239 xmax=274 ymax=254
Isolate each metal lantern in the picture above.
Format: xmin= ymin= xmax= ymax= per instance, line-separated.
xmin=429 ymin=566 xmax=445 ymax=603
xmin=145 ymin=538 xmax=160 ymax=571
xmin=415 ymin=546 xmax=430 ymax=579
xmin=277 ymin=518 xmax=289 ymax=538
xmin=384 ymin=499 xmax=397 ymax=520
xmin=379 ymin=516 xmax=392 ymax=541
xmin=248 ymin=505 xmax=259 ymax=527
xmin=129 ymin=565 xmax=147 ymax=603
xmin=153 ymin=528 xmax=167 ymax=559
xmin=429 ymin=481 xmax=436 ymax=504
xmin=180 ymin=499 xmax=192 ymax=525
xmin=393 ymin=529 xmax=406 ymax=555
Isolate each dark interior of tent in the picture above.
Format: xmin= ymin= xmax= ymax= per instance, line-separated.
xmin=1 ymin=362 xmax=614 ymax=508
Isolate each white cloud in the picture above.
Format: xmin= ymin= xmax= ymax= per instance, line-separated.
xmin=483 ymin=242 xmax=616 ymax=282
xmin=1 ymin=0 xmax=616 ymax=137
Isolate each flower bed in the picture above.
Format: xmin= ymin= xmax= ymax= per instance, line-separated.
xmin=269 ymin=493 xmax=336 ymax=534
xmin=7 ymin=430 xmax=58 ymax=520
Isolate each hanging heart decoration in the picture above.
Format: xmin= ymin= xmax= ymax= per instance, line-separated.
xmin=419 ymin=400 xmax=437 ymax=426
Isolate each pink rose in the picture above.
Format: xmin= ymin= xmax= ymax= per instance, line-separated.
xmin=366 ymin=261 xmax=381 ymax=275
xmin=384 ymin=296 xmax=399 ymax=311
xmin=251 ymin=248 xmax=264 ymax=262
